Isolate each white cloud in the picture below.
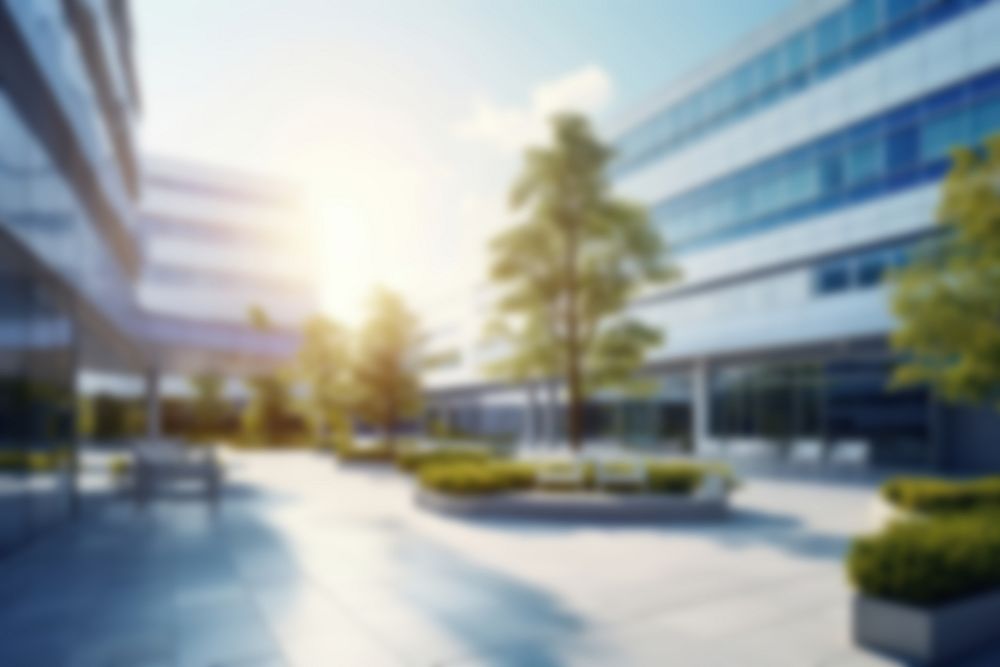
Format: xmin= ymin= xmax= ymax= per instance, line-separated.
xmin=455 ymin=65 xmax=613 ymax=154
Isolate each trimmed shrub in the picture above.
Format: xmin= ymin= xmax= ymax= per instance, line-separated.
xmin=848 ymin=512 xmax=1000 ymax=606
xmin=396 ymin=447 xmax=492 ymax=473
xmin=646 ymin=461 xmax=735 ymax=494
xmin=335 ymin=439 xmax=396 ymax=463
xmin=419 ymin=461 xmax=536 ymax=496
xmin=881 ymin=476 xmax=1000 ymax=514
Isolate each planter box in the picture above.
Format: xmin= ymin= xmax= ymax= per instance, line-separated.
xmin=417 ymin=489 xmax=729 ymax=522
xmin=854 ymin=590 xmax=1000 ymax=664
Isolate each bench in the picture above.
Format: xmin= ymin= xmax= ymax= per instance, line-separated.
xmin=132 ymin=440 xmax=221 ymax=504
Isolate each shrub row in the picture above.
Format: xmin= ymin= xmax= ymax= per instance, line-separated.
xmin=0 ymin=448 xmax=71 ymax=472
xmin=881 ymin=476 xmax=1000 ymax=514
xmin=396 ymin=447 xmax=492 ymax=473
xmin=848 ymin=512 xmax=1000 ymax=606
xmin=418 ymin=459 xmax=735 ymax=497
xmin=419 ymin=461 xmax=536 ymax=496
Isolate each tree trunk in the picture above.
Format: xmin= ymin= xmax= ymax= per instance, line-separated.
xmin=564 ymin=215 xmax=583 ymax=452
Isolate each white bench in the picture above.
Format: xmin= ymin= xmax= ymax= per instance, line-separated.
xmin=828 ymin=439 xmax=870 ymax=476
xmin=594 ymin=458 xmax=647 ymax=490
xmin=133 ymin=440 xmax=221 ymax=504
xmin=788 ymin=439 xmax=824 ymax=468
xmin=535 ymin=457 xmax=588 ymax=489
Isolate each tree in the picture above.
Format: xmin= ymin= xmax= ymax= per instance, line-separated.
xmin=190 ymin=371 xmax=226 ymax=440
xmin=488 ymin=113 xmax=677 ymax=451
xmin=242 ymin=306 xmax=296 ymax=444
xmin=891 ymin=137 xmax=1000 ymax=407
xmin=296 ymin=315 xmax=352 ymax=444
xmin=352 ymin=287 xmax=423 ymax=449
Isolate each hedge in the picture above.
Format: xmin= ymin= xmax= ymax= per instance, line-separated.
xmin=881 ymin=476 xmax=1000 ymax=514
xmin=848 ymin=512 xmax=1000 ymax=606
xmin=396 ymin=447 xmax=492 ymax=473
xmin=418 ymin=459 xmax=736 ymax=497
xmin=419 ymin=461 xmax=536 ymax=496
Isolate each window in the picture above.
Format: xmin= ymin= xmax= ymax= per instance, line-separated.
xmin=887 ymin=0 xmax=923 ymax=23
xmin=815 ymin=11 xmax=846 ymax=61
xmin=784 ymin=31 xmax=810 ymax=76
xmin=857 ymin=251 xmax=890 ymax=287
xmin=848 ymin=0 xmax=880 ymax=42
xmin=973 ymin=97 xmax=1000 ymax=143
xmin=815 ymin=262 xmax=851 ymax=294
xmin=887 ymin=125 xmax=919 ymax=172
xmin=845 ymin=141 xmax=884 ymax=185
xmin=920 ymin=108 xmax=970 ymax=161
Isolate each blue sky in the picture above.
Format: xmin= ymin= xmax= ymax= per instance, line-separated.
xmin=136 ymin=0 xmax=795 ymax=323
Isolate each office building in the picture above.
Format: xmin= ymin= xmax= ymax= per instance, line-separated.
xmin=425 ymin=0 xmax=1000 ymax=472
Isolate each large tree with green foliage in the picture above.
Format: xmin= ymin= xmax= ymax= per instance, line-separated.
xmin=296 ymin=315 xmax=353 ymax=443
xmin=352 ymin=288 xmax=423 ymax=448
xmin=891 ymin=138 xmax=1000 ymax=406
xmin=488 ymin=113 xmax=676 ymax=451
xmin=242 ymin=306 xmax=296 ymax=444
xmin=190 ymin=371 xmax=226 ymax=440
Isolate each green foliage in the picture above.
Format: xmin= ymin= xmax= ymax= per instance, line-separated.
xmin=396 ymin=447 xmax=492 ymax=473
xmin=848 ymin=512 xmax=1000 ymax=606
xmin=891 ymin=137 xmax=1000 ymax=407
xmin=487 ymin=113 xmax=677 ymax=450
xmin=242 ymin=307 xmax=298 ymax=445
xmin=881 ymin=475 xmax=1000 ymax=514
xmin=190 ymin=371 xmax=227 ymax=439
xmin=110 ymin=456 xmax=131 ymax=479
xmin=297 ymin=315 xmax=353 ymax=445
xmin=417 ymin=457 xmax=735 ymax=497
xmin=0 ymin=448 xmax=71 ymax=472
xmin=647 ymin=461 xmax=736 ymax=494
xmin=352 ymin=288 xmax=424 ymax=447
xmin=419 ymin=461 xmax=537 ymax=496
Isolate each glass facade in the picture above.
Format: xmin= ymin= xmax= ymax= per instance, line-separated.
xmin=652 ymin=68 xmax=1000 ymax=253
xmin=813 ymin=238 xmax=915 ymax=295
xmin=613 ymin=0 xmax=989 ymax=177
xmin=0 ymin=233 xmax=78 ymax=555
xmin=709 ymin=356 xmax=931 ymax=466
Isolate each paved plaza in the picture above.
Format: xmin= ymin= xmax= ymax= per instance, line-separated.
xmin=0 ymin=450 xmax=998 ymax=667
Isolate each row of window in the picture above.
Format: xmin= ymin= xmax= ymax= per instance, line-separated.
xmin=652 ymin=68 xmax=1000 ymax=253
xmin=813 ymin=241 xmax=915 ymax=295
xmin=613 ymin=0 xmax=989 ymax=178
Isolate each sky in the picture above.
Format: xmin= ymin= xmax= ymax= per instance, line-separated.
xmin=135 ymin=0 xmax=795 ymax=326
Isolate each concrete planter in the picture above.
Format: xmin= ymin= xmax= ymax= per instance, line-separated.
xmin=853 ymin=591 xmax=1000 ymax=664
xmin=417 ymin=489 xmax=729 ymax=522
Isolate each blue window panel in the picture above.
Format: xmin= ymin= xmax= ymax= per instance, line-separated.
xmin=784 ymin=30 xmax=810 ymax=76
xmin=848 ymin=0 xmax=881 ymax=43
xmin=887 ymin=0 xmax=923 ymax=22
xmin=973 ymin=96 xmax=1000 ymax=141
xmin=820 ymin=154 xmax=845 ymax=193
xmin=845 ymin=140 xmax=885 ymax=184
xmin=887 ymin=125 xmax=919 ymax=172
xmin=612 ymin=0 xmax=987 ymax=179
xmin=920 ymin=107 xmax=970 ymax=161
xmin=925 ymin=0 xmax=968 ymax=25
xmin=816 ymin=11 xmax=847 ymax=61
xmin=816 ymin=262 xmax=852 ymax=294
xmin=857 ymin=251 xmax=890 ymax=287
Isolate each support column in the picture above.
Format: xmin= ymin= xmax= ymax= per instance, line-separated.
xmin=145 ymin=367 xmax=161 ymax=441
xmin=691 ymin=359 xmax=710 ymax=456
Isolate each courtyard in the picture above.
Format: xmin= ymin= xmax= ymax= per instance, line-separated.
xmin=0 ymin=450 xmax=994 ymax=666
